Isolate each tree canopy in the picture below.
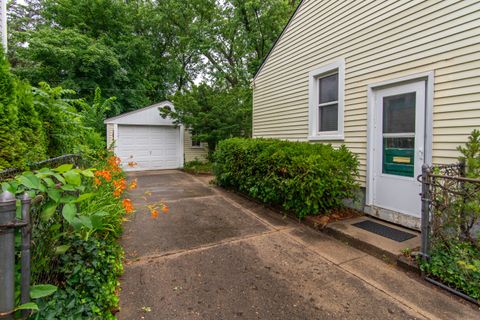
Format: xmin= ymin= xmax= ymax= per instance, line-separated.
xmin=7 ymin=0 xmax=301 ymax=149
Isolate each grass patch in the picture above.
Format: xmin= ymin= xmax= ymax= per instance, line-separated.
xmin=183 ymin=160 xmax=212 ymax=175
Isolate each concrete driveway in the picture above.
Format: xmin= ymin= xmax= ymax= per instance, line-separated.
xmin=118 ymin=171 xmax=479 ymax=320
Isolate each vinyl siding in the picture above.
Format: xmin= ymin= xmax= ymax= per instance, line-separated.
xmin=183 ymin=129 xmax=208 ymax=163
xmin=106 ymin=123 xmax=114 ymax=148
xmin=253 ymin=0 xmax=480 ymax=186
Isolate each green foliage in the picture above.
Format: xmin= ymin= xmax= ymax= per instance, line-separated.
xmin=0 ymin=50 xmax=23 ymax=169
xmin=16 ymin=80 xmax=48 ymax=162
xmin=4 ymin=151 xmax=127 ymax=318
xmin=420 ymin=240 xmax=480 ymax=302
xmin=0 ymin=52 xmax=107 ymax=170
xmin=419 ymin=130 xmax=480 ymax=303
xmin=165 ymin=84 xmax=252 ymax=151
xmin=38 ymin=236 xmax=123 ymax=319
xmin=81 ymin=87 xmax=116 ymax=136
xmin=13 ymin=27 xmax=125 ymax=113
xmin=32 ymin=82 xmax=105 ymax=157
xmin=8 ymin=0 xmax=301 ymax=138
xmin=458 ymin=129 xmax=480 ymax=178
xmin=184 ymin=160 xmax=213 ymax=175
xmin=213 ymin=138 xmax=360 ymax=218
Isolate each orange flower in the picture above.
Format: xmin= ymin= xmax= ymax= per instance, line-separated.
xmin=122 ymin=199 xmax=134 ymax=214
xmin=151 ymin=210 xmax=159 ymax=218
xmin=162 ymin=205 xmax=169 ymax=214
xmin=128 ymin=161 xmax=138 ymax=168
xmin=94 ymin=177 xmax=101 ymax=186
xmin=129 ymin=179 xmax=137 ymax=190
xmin=112 ymin=179 xmax=127 ymax=197
xmin=108 ymin=156 xmax=121 ymax=167
xmin=113 ymin=179 xmax=127 ymax=191
xmin=95 ymin=170 xmax=112 ymax=182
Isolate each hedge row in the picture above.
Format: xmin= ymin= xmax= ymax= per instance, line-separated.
xmin=213 ymin=138 xmax=359 ymax=218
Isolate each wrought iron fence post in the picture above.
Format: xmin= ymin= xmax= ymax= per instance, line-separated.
xmin=0 ymin=192 xmax=16 ymax=320
xmin=20 ymin=193 xmax=32 ymax=319
xmin=420 ymin=164 xmax=431 ymax=263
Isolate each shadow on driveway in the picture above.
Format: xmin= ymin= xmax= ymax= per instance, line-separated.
xmin=118 ymin=170 xmax=479 ymax=320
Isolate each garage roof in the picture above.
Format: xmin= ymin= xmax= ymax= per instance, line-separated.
xmin=104 ymin=101 xmax=176 ymax=126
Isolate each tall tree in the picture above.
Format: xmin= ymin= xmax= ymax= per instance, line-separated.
xmin=162 ymin=0 xmax=299 ymax=151
xmin=8 ymin=0 xmax=301 ymax=145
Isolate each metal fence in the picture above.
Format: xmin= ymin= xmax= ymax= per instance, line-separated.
xmin=0 ymin=155 xmax=84 ymax=319
xmin=420 ymin=162 xmax=480 ymax=304
xmin=0 ymin=154 xmax=83 ymax=182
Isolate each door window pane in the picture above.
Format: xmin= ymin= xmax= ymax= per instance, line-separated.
xmin=319 ymin=104 xmax=338 ymax=131
xmin=382 ymin=137 xmax=415 ymax=177
xmin=319 ymin=73 xmax=338 ymax=103
xmin=383 ymin=92 xmax=416 ymax=134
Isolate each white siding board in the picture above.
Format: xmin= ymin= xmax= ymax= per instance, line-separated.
xmin=257 ymin=0 xmax=460 ymax=84
xmin=183 ymin=129 xmax=208 ymax=163
xmin=254 ymin=1 xmax=480 ymax=179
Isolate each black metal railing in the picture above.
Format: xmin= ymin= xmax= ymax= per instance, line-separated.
xmin=0 ymin=154 xmax=83 ymax=182
xmin=0 ymin=154 xmax=84 ymax=319
xmin=420 ymin=162 xmax=480 ymax=305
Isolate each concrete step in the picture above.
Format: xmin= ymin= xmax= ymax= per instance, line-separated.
xmin=320 ymin=216 xmax=421 ymax=265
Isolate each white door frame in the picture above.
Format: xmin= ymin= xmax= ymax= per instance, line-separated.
xmin=366 ymin=71 xmax=434 ymax=209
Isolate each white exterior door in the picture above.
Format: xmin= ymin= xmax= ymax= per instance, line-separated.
xmin=372 ymin=81 xmax=426 ymax=218
xmin=116 ymin=125 xmax=181 ymax=171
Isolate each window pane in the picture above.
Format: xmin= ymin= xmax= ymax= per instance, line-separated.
xmin=319 ymin=73 xmax=338 ymax=103
xmin=319 ymin=104 xmax=338 ymax=132
xmin=383 ymin=137 xmax=415 ymax=177
xmin=383 ymin=92 xmax=415 ymax=134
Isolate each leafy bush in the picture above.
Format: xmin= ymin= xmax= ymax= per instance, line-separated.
xmin=16 ymin=81 xmax=48 ymax=162
xmin=420 ymin=240 xmax=480 ymax=301
xmin=0 ymin=51 xmax=109 ymax=170
xmin=419 ymin=130 xmax=480 ymax=302
xmin=32 ymin=82 xmax=105 ymax=157
xmin=213 ymin=138 xmax=359 ymax=218
xmin=0 ymin=50 xmax=23 ymax=169
xmin=3 ymin=151 xmax=133 ymax=318
xmin=37 ymin=236 xmax=123 ymax=320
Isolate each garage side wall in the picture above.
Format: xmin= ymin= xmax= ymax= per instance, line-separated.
xmin=253 ymin=0 xmax=480 ymax=187
xmin=184 ymin=129 xmax=208 ymax=163
xmin=106 ymin=123 xmax=115 ymax=148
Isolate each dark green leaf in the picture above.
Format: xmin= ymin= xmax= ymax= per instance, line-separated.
xmin=54 ymin=164 xmax=74 ymax=173
xmin=30 ymin=284 xmax=57 ymax=299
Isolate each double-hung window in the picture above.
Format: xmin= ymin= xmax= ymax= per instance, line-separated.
xmin=308 ymin=59 xmax=345 ymax=140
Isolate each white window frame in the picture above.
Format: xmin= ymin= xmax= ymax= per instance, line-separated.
xmin=308 ymin=59 xmax=345 ymax=141
xmin=191 ymin=139 xmax=202 ymax=148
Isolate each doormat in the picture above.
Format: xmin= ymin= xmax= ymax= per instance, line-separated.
xmin=352 ymin=220 xmax=416 ymax=242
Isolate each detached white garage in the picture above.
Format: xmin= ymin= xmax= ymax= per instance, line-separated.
xmin=105 ymin=101 xmax=207 ymax=171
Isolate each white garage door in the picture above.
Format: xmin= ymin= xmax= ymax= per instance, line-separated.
xmin=116 ymin=125 xmax=181 ymax=171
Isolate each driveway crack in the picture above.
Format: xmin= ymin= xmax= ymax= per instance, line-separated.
xmin=125 ymin=227 xmax=293 ymax=266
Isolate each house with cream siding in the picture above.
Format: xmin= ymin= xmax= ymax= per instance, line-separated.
xmin=252 ymin=0 xmax=480 ymax=229
xmin=105 ymin=101 xmax=208 ymax=172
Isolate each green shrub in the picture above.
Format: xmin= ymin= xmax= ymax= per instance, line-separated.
xmin=4 ymin=151 xmax=128 ymax=318
xmin=420 ymin=240 xmax=480 ymax=301
xmin=16 ymin=81 xmax=48 ymax=162
xmin=0 ymin=50 xmax=24 ymax=169
xmin=38 ymin=236 xmax=123 ymax=320
xmin=419 ymin=130 xmax=480 ymax=302
xmin=213 ymin=138 xmax=359 ymax=218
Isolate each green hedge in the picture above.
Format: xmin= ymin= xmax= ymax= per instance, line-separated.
xmin=213 ymin=138 xmax=359 ymax=218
